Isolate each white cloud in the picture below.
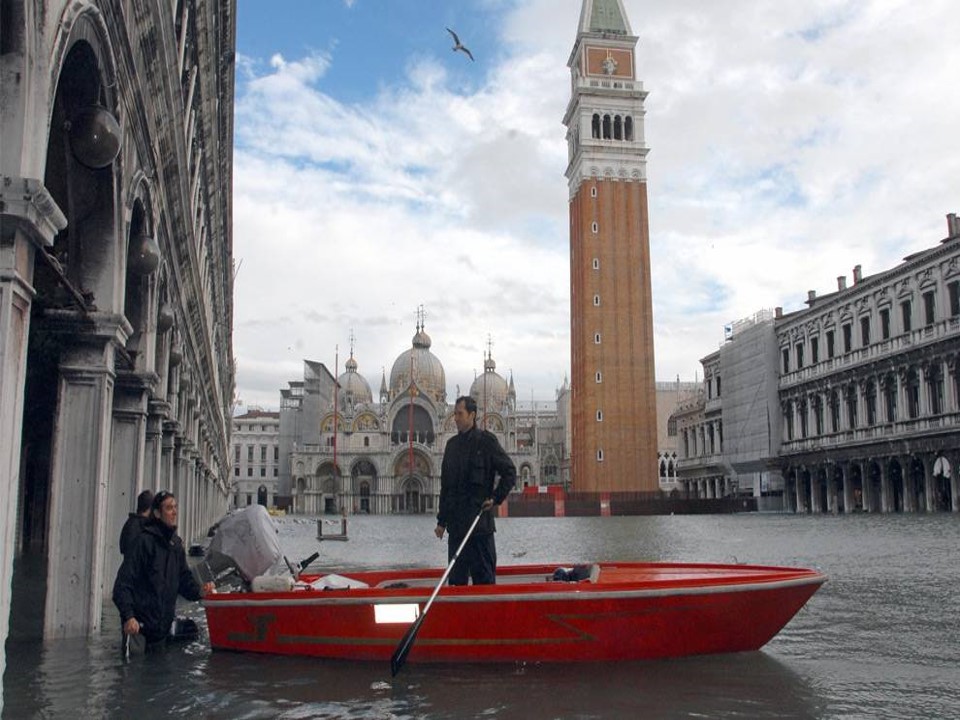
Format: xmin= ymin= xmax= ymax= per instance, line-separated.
xmin=231 ymin=0 xmax=960 ymax=408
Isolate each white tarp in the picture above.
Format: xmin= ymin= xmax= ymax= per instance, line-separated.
xmin=208 ymin=505 xmax=282 ymax=581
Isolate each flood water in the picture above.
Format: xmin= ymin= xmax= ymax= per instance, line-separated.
xmin=4 ymin=512 xmax=959 ymax=719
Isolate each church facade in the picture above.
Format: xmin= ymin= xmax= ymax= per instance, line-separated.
xmin=274 ymin=321 xmax=563 ymax=515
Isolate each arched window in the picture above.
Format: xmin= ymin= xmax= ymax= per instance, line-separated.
xmin=591 ymin=113 xmax=601 ymax=139
xmin=602 ymin=114 xmax=611 ymax=139
xmin=625 ymin=116 xmax=634 ymax=141
xmin=613 ymin=115 xmax=622 ymax=140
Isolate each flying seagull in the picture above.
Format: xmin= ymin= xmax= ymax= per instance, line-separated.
xmin=446 ymin=27 xmax=474 ymax=62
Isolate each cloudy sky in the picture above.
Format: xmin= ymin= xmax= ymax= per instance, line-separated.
xmin=231 ymin=0 xmax=960 ymax=410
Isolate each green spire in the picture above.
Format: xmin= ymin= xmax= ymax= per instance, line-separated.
xmin=586 ymin=0 xmax=630 ymax=35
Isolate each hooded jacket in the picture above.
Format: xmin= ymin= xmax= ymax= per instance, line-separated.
xmin=112 ymin=519 xmax=203 ymax=643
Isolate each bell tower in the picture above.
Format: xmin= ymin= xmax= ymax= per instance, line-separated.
xmin=563 ymin=0 xmax=658 ymax=493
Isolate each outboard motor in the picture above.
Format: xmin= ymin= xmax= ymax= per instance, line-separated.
xmin=206 ymin=505 xmax=283 ymax=585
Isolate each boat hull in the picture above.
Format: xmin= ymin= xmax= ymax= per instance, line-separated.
xmin=203 ymin=562 xmax=824 ymax=663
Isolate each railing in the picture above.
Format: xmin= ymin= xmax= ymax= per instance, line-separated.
xmin=780 ymin=316 xmax=959 ymax=387
xmin=582 ymin=78 xmax=639 ymax=92
xmin=781 ymin=412 xmax=960 ymax=453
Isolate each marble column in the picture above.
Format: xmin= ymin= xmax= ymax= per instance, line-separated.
xmin=880 ymin=461 xmax=893 ymax=514
xmin=840 ymin=463 xmax=855 ymax=514
xmin=44 ymin=313 xmax=127 ymax=638
xmin=105 ymin=381 xmax=150 ymax=596
xmin=0 ymin=177 xmax=67 ymax=686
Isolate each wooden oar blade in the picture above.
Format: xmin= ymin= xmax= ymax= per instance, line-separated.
xmin=390 ymin=614 xmax=425 ymax=676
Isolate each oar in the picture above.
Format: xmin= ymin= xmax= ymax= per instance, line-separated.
xmin=390 ymin=508 xmax=484 ymax=677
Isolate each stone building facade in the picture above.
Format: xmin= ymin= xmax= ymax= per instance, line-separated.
xmin=0 ymin=0 xmax=235 ymax=678
xmin=673 ymin=215 xmax=960 ymax=513
xmin=231 ymin=410 xmax=280 ymax=509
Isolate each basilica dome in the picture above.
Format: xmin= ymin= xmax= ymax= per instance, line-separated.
xmin=337 ymin=355 xmax=373 ymax=407
xmin=389 ymin=326 xmax=446 ymax=403
xmin=470 ymin=354 xmax=509 ymax=411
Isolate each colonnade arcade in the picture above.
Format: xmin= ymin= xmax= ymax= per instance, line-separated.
xmin=783 ymin=450 xmax=958 ymax=514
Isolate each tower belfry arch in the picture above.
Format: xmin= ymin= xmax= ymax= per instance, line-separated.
xmin=563 ymin=0 xmax=659 ymax=492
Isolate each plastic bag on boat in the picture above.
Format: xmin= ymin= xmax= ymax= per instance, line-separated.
xmin=310 ymin=573 xmax=369 ymax=590
xmin=551 ymin=565 xmax=593 ymax=582
xmin=207 ymin=505 xmax=282 ymax=581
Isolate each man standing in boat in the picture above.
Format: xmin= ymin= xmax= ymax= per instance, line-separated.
xmin=435 ymin=395 xmax=516 ymax=585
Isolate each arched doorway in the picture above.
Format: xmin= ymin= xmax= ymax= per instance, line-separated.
xmin=865 ymin=461 xmax=883 ymax=513
xmin=315 ymin=461 xmax=341 ymax=515
xmin=12 ymin=33 xmax=123 ymax=642
xmin=402 ymin=477 xmax=423 ymax=514
xmin=933 ymin=456 xmax=952 ymax=511
xmin=392 ymin=449 xmax=433 ymax=513
xmin=888 ymin=459 xmax=905 ymax=513
xmin=391 ymin=403 xmax=435 ymax=446
xmin=351 ymin=458 xmax=377 ymax=514
xmin=257 ymin=485 xmax=268 ymax=507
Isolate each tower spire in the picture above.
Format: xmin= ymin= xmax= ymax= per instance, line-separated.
xmin=578 ymin=0 xmax=632 ymax=35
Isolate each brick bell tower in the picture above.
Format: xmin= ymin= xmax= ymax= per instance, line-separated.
xmin=563 ymin=0 xmax=659 ymax=493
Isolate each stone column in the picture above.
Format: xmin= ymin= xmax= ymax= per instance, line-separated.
xmin=880 ymin=461 xmax=893 ymax=513
xmin=0 ymin=178 xmax=67 ymax=683
xmin=840 ymin=462 xmax=854 ymax=514
xmin=811 ymin=469 xmax=823 ymax=513
xmin=107 ymin=381 xmax=150 ymax=581
xmin=949 ymin=451 xmax=960 ymax=513
xmin=823 ymin=467 xmax=833 ymax=513
xmin=794 ymin=470 xmax=805 ymax=514
xmin=44 ymin=313 xmax=127 ymax=638
xmin=922 ymin=454 xmax=937 ymax=513
xmin=916 ymin=367 xmax=928 ymax=417
xmin=143 ymin=401 xmax=169 ymax=490
xmin=899 ymin=455 xmax=914 ymax=513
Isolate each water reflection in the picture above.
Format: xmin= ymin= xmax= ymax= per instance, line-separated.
xmin=198 ymin=647 xmax=821 ymax=720
xmin=4 ymin=513 xmax=960 ymax=718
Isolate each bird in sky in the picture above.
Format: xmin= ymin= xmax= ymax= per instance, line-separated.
xmin=446 ymin=27 xmax=474 ymax=62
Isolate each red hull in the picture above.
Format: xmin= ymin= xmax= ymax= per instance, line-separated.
xmin=204 ymin=562 xmax=825 ymax=663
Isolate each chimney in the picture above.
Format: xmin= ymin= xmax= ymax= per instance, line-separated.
xmin=853 ymin=264 xmax=862 ymax=284
xmin=837 ymin=276 xmax=847 ymax=291
xmin=807 ymin=290 xmax=817 ymax=304
xmin=775 ymin=306 xmax=783 ymax=319
xmin=948 ymin=213 xmax=959 ymax=238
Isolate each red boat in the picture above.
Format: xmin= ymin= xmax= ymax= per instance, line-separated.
xmin=203 ymin=561 xmax=825 ymax=664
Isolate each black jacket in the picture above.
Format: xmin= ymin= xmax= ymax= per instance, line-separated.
xmin=119 ymin=513 xmax=149 ymax=556
xmin=112 ymin=520 xmax=203 ymax=642
xmin=437 ymin=426 xmax=516 ymax=539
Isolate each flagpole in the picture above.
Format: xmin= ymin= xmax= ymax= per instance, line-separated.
xmin=333 ymin=344 xmax=339 ymax=512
